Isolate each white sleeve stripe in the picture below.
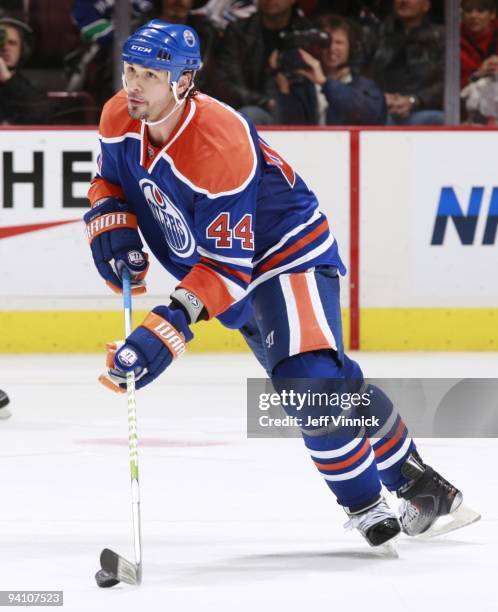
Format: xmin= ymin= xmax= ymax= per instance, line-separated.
xmin=197 ymin=246 xmax=253 ymax=268
xmin=252 ymin=210 xmax=322 ymax=265
xmin=249 ymin=232 xmax=335 ymax=293
xmin=279 ymin=274 xmax=301 ymax=357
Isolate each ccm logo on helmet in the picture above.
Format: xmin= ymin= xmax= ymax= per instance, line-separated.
xmin=131 ymin=45 xmax=152 ymax=53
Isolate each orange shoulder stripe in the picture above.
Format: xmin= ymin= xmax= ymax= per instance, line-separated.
xmin=167 ymin=96 xmax=256 ymax=196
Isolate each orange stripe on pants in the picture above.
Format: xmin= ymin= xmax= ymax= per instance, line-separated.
xmin=289 ymin=273 xmax=330 ymax=354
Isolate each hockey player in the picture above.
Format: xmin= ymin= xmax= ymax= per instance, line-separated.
xmin=84 ymin=20 xmax=479 ymax=548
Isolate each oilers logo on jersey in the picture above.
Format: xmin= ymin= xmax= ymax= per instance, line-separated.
xmin=139 ymin=178 xmax=196 ymax=258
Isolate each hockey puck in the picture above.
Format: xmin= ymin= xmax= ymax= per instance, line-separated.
xmin=95 ymin=568 xmax=120 ymax=588
xmin=0 ymin=390 xmax=9 ymax=409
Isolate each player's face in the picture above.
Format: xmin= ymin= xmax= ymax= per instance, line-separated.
xmin=124 ymin=63 xmax=174 ymax=121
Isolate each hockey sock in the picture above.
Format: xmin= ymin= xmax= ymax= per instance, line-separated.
xmin=273 ymin=351 xmax=383 ymax=510
xmin=367 ymin=385 xmax=417 ymax=492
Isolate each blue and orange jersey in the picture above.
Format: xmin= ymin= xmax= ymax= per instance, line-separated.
xmin=88 ymin=90 xmax=345 ymax=328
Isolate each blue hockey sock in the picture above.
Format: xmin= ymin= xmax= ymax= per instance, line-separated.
xmin=273 ymin=350 xmax=383 ymax=510
xmin=367 ymin=386 xmax=417 ymax=492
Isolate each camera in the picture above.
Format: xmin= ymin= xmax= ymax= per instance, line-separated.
xmin=277 ymin=28 xmax=331 ymax=80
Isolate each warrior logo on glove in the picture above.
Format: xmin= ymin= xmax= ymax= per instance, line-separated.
xmin=99 ymin=306 xmax=193 ymax=393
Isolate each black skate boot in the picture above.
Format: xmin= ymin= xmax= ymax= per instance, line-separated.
xmin=344 ymin=496 xmax=401 ymax=550
xmin=398 ymin=452 xmax=480 ymax=537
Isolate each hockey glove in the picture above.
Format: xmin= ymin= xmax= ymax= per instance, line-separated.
xmin=84 ymin=197 xmax=149 ymax=295
xmin=99 ymin=306 xmax=193 ymax=392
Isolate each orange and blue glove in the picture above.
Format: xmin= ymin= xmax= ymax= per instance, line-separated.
xmin=84 ymin=198 xmax=149 ymax=295
xmin=99 ymin=306 xmax=193 ymax=392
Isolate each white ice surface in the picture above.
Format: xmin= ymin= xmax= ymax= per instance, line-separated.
xmin=0 ymin=352 xmax=496 ymax=612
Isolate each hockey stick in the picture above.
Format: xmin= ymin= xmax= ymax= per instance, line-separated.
xmin=96 ymin=268 xmax=143 ymax=587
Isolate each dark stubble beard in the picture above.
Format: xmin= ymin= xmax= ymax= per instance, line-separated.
xmin=128 ymin=104 xmax=149 ymax=121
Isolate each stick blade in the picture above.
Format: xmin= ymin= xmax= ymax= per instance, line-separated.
xmin=100 ymin=548 xmax=140 ymax=585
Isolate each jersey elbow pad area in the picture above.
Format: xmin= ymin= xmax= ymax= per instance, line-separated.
xmin=178 ymin=264 xmax=241 ymax=319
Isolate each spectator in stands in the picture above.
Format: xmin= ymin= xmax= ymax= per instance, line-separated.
xmin=190 ymin=0 xmax=257 ymax=31
xmin=150 ymin=0 xmax=220 ymax=96
xmin=0 ymin=16 xmax=47 ymax=124
xmin=367 ymin=0 xmax=445 ymax=125
xmin=271 ymin=14 xmax=386 ymax=124
xmin=216 ymin=0 xmax=312 ymax=124
xmin=71 ymin=0 xmax=154 ymax=108
xmin=72 ymin=0 xmax=154 ymax=46
xmin=460 ymin=0 xmax=498 ymax=122
xmin=461 ymin=0 xmax=498 ymax=87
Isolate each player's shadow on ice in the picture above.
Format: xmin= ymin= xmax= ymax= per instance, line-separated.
xmin=170 ymin=549 xmax=396 ymax=585
xmin=161 ymin=538 xmax=480 ymax=586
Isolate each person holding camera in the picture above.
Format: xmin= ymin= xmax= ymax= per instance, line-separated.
xmin=0 ymin=16 xmax=46 ymax=125
xmin=271 ymin=14 xmax=386 ymax=125
xmin=216 ymin=0 xmax=312 ymax=124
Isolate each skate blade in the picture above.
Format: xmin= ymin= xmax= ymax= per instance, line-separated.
xmin=418 ymin=504 xmax=481 ymax=539
xmin=377 ymin=539 xmax=399 ymax=558
xmin=0 ymin=408 xmax=12 ymax=419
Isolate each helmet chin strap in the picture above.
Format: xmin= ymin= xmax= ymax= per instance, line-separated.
xmin=143 ymin=81 xmax=185 ymax=127
xmin=122 ymin=72 xmax=194 ymax=128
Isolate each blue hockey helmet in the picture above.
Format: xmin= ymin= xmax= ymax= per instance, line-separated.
xmin=122 ymin=20 xmax=202 ymax=86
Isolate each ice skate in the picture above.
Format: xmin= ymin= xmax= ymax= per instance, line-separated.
xmin=398 ymin=453 xmax=480 ymax=538
xmin=344 ymin=497 xmax=401 ymax=555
